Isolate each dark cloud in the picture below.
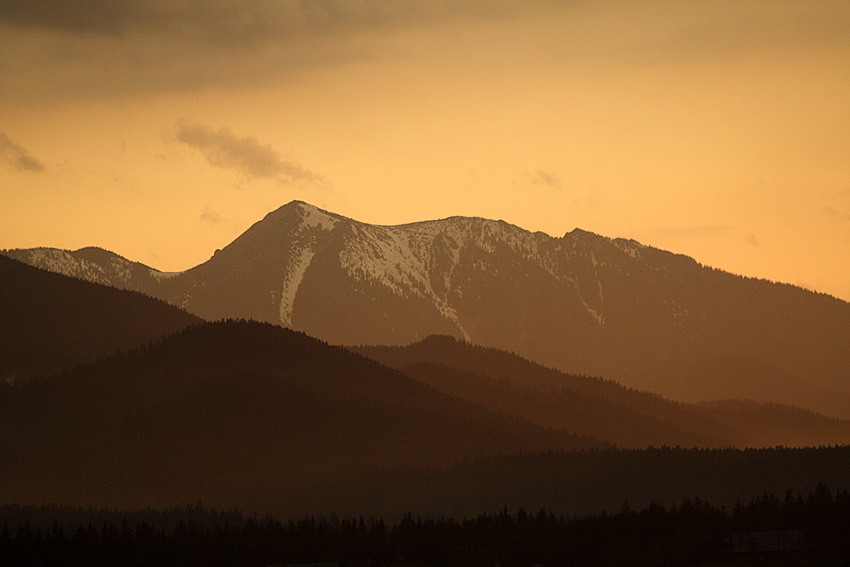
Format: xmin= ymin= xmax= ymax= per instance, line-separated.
xmin=0 ymin=133 xmax=45 ymax=172
xmin=175 ymin=119 xmax=323 ymax=184
xmin=0 ymin=1 xmax=510 ymax=100
xmin=0 ymin=0 xmax=313 ymax=42
xmin=0 ymin=0 xmax=506 ymax=45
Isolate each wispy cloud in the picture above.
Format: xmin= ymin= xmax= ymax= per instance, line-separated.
xmin=199 ymin=205 xmax=224 ymax=225
xmin=175 ymin=119 xmax=323 ymax=185
xmin=0 ymin=133 xmax=45 ymax=172
xmin=823 ymin=206 xmax=850 ymax=224
xmin=523 ymin=168 xmax=601 ymax=208
xmin=526 ymin=169 xmax=562 ymax=191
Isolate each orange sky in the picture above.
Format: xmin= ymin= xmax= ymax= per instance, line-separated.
xmin=1 ymin=1 xmax=848 ymax=300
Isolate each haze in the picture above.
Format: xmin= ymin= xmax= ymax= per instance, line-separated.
xmin=1 ymin=1 xmax=848 ymax=300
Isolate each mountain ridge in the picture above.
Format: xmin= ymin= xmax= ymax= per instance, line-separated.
xmin=4 ymin=200 xmax=848 ymax=417
xmin=356 ymin=335 xmax=850 ymax=448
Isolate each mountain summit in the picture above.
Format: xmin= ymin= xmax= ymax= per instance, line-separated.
xmin=5 ymin=201 xmax=849 ymax=416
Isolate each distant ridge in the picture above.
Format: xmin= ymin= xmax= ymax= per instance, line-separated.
xmin=357 ymin=335 xmax=850 ymax=449
xmin=5 ymin=200 xmax=850 ymax=417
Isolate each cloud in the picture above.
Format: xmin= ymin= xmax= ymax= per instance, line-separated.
xmin=175 ymin=119 xmax=323 ymax=185
xmin=614 ymin=4 xmax=850 ymax=68
xmin=527 ymin=169 xmax=562 ymax=191
xmin=0 ymin=0 xmax=507 ymax=44
xmin=0 ymin=133 xmax=45 ymax=172
xmin=199 ymin=205 xmax=224 ymax=225
xmin=0 ymin=1 xmax=316 ymax=42
xmin=825 ymin=209 xmax=850 ymax=225
xmin=523 ymin=168 xmax=601 ymax=208
xmin=0 ymin=1 xmax=512 ymax=100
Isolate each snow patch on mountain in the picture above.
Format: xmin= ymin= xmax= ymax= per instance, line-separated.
xmin=107 ymin=257 xmax=133 ymax=282
xmin=576 ymin=251 xmax=606 ymax=326
xmin=612 ymin=238 xmax=645 ymax=260
xmin=20 ymin=248 xmax=112 ymax=286
xmin=343 ymin=218 xmax=546 ymax=306
xmin=150 ymin=269 xmax=181 ymax=280
xmin=338 ymin=222 xmax=471 ymax=338
xmin=298 ymin=202 xmax=338 ymax=231
xmin=279 ymin=246 xmax=316 ymax=327
xmin=341 ymin=224 xmax=428 ymax=297
xmin=331 ymin=214 xmax=613 ymax=337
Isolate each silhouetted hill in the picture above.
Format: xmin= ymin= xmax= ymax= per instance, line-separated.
xmin=356 ymin=336 xmax=850 ymax=449
xmin=0 ymin=254 xmax=202 ymax=382
xmin=7 ymin=201 xmax=849 ymax=417
xmin=0 ymin=320 xmax=599 ymax=511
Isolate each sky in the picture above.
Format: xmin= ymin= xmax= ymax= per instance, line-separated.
xmin=1 ymin=1 xmax=848 ymax=301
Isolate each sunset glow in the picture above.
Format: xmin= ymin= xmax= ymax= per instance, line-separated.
xmin=2 ymin=1 xmax=848 ymax=299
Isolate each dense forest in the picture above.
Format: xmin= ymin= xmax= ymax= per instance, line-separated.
xmin=297 ymin=445 xmax=850 ymax=521
xmin=2 ymin=485 xmax=849 ymax=566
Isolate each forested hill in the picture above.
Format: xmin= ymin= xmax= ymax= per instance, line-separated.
xmin=0 ymin=320 xmax=598 ymax=512
xmin=0 ymin=254 xmax=202 ymax=382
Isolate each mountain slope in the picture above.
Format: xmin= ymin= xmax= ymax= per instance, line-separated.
xmin=6 ymin=201 xmax=849 ymax=416
xmin=0 ymin=320 xmax=599 ymax=511
xmin=2 ymin=245 xmax=173 ymax=293
xmin=357 ymin=336 xmax=850 ymax=448
xmin=0 ymin=254 xmax=202 ymax=382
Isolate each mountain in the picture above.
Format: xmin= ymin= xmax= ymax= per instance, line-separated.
xmin=0 ymin=254 xmax=202 ymax=382
xmin=5 ymin=201 xmax=849 ymax=416
xmin=1 ymin=245 xmax=173 ymax=294
xmin=0 ymin=320 xmax=598 ymax=511
xmin=356 ymin=335 xmax=850 ymax=449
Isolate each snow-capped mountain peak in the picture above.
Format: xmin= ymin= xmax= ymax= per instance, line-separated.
xmin=5 ymin=201 xmax=848 ymax=419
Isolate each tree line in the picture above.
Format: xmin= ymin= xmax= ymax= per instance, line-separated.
xmin=2 ymin=484 xmax=849 ymax=566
